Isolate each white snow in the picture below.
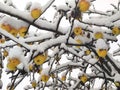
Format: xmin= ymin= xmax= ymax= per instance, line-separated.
xmin=30 ymin=2 xmax=42 ymax=11
xmin=95 ymin=39 xmax=108 ymax=49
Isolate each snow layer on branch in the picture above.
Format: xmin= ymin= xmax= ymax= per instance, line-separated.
xmin=56 ymin=5 xmax=69 ymax=11
xmin=35 ymin=19 xmax=56 ymax=30
xmin=0 ymin=2 xmax=33 ymax=21
xmin=0 ymin=28 xmax=31 ymax=50
xmin=0 ymin=16 xmax=28 ymax=29
xmin=84 ymin=11 xmax=120 ymax=27
xmin=42 ymin=0 xmax=55 ymax=12
xmin=114 ymin=73 xmax=120 ymax=82
xmin=36 ymin=35 xmax=67 ymax=53
xmin=23 ymin=32 xmax=53 ymax=42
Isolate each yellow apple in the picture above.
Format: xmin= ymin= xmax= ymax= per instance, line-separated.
xmin=114 ymin=82 xmax=120 ymax=87
xmin=9 ymin=28 xmax=18 ymax=37
xmin=0 ymin=39 xmax=5 ymax=43
xmin=41 ymin=74 xmax=50 ymax=82
xmin=73 ymin=27 xmax=83 ymax=36
xmin=29 ymin=64 xmax=34 ymax=71
xmin=7 ymin=58 xmax=20 ymax=71
xmin=78 ymin=0 xmax=90 ymax=12
xmin=112 ymin=26 xmax=120 ymax=35
xmin=34 ymin=53 xmax=47 ymax=65
xmin=97 ymin=49 xmax=107 ymax=58
xmin=80 ymin=74 xmax=88 ymax=83
xmin=31 ymin=80 xmax=37 ymax=88
xmin=18 ymin=27 xmax=27 ymax=37
xmin=1 ymin=24 xmax=11 ymax=32
xmin=61 ymin=76 xmax=66 ymax=81
xmin=3 ymin=50 xmax=8 ymax=57
xmin=76 ymin=39 xmax=82 ymax=48
xmin=94 ymin=32 xmax=103 ymax=39
xmin=31 ymin=9 xmax=42 ymax=19
xmin=7 ymin=63 xmax=16 ymax=71
xmin=85 ymin=50 xmax=91 ymax=55
xmin=50 ymin=73 xmax=55 ymax=78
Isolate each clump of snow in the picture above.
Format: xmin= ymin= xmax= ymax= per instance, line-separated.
xmin=95 ymin=39 xmax=108 ymax=49
xmin=4 ymin=0 xmax=12 ymax=6
xmin=114 ymin=73 xmax=120 ymax=82
xmin=17 ymin=63 xmax=24 ymax=70
xmin=88 ymin=58 xmax=98 ymax=64
xmin=25 ymin=2 xmax=32 ymax=10
xmin=41 ymin=67 xmax=50 ymax=75
xmin=61 ymin=71 xmax=67 ymax=76
xmin=30 ymin=2 xmax=42 ymax=11
xmin=8 ymin=46 xmax=23 ymax=59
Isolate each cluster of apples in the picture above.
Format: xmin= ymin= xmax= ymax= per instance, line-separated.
xmin=30 ymin=74 xmax=50 ymax=89
xmin=1 ymin=23 xmax=28 ymax=37
xmin=28 ymin=52 xmax=52 ymax=88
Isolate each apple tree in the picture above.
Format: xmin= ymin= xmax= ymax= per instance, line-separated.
xmin=0 ymin=0 xmax=120 ymax=90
